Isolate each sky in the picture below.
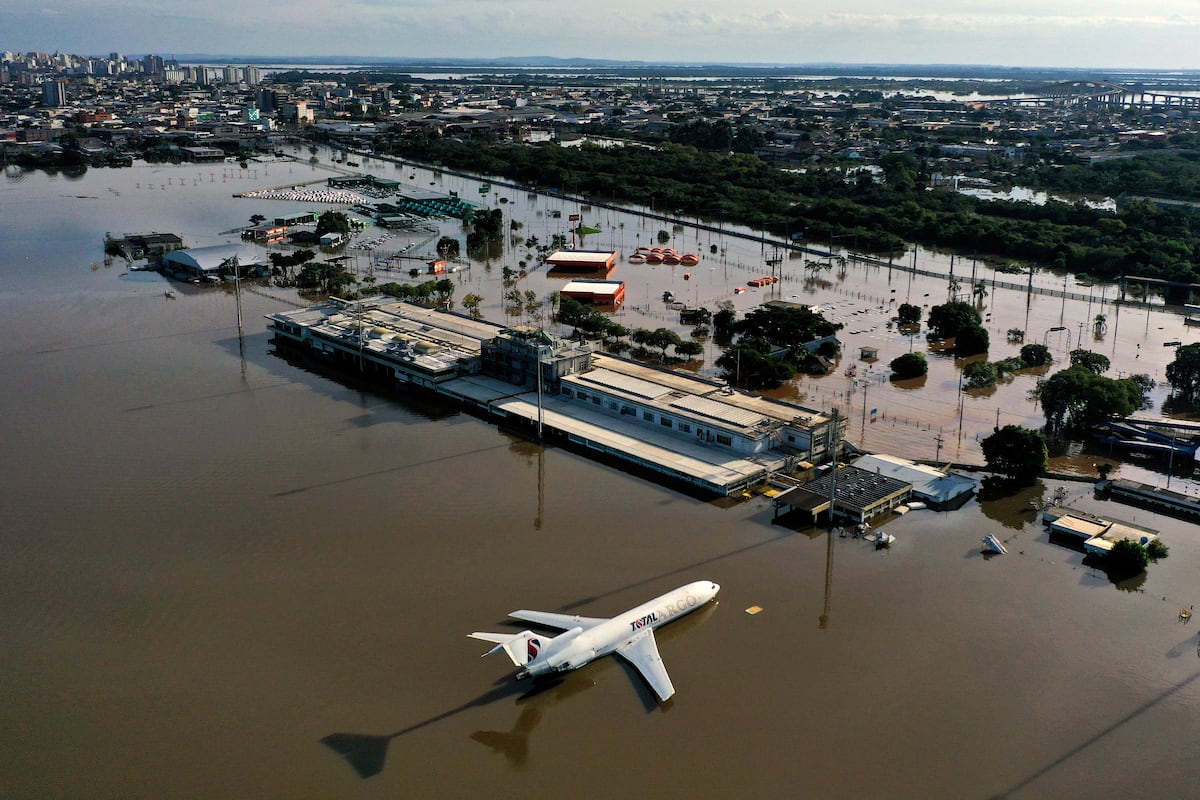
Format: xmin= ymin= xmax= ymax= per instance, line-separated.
xmin=4 ymin=0 xmax=1200 ymax=70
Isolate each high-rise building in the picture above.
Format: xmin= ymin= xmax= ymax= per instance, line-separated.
xmin=256 ymin=88 xmax=279 ymax=113
xmin=42 ymin=79 xmax=67 ymax=107
xmin=142 ymin=54 xmax=165 ymax=77
xmin=244 ymin=66 xmax=261 ymax=87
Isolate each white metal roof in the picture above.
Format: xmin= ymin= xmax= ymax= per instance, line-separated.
xmin=547 ymin=250 xmax=616 ymax=265
xmin=669 ymin=394 xmax=767 ymax=428
xmin=576 ymin=368 xmax=672 ymax=401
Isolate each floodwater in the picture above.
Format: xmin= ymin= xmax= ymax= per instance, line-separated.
xmin=3 ymin=158 xmax=1200 ymax=799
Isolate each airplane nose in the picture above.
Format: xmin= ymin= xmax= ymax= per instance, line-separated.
xmin=710 ymin=582 xmax=720 ymax=594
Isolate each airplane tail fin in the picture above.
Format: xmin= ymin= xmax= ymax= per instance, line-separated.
xmin=469 ymin=630 xmax=546 ymax=667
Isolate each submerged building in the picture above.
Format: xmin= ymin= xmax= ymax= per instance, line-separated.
xmin=266 ymin=299 xmax=844 ymax=495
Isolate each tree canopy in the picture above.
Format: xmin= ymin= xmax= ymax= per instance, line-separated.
xmin=315 ymin=211 xmax=351 ymax=237
xmin=889 ymin=352 xmax=927 ymax=379
xmin=732 ymin=305 xmax=841 ymax=356
xmin=896 ymin=302 xmax=922 ymax=325
xmin=1019 ymin=343 xmax=1053 ymax=367
xmin=1069 ymin=349 xmax=1111 ymax=375
xmin=1037 ymin=365 xmax=1142 ymax=430
xmin=716 ymin=337 xmax=795 ymax=390
xmin=926 ymin=301 xmax=981 ymax=341
xmin=981 ymin=425 xmax=1047 ymax=485
xmin=963 ymin=360 xmax=998 ymax=389
xmin=1166 ymin=343 xmax=1200 ymax=402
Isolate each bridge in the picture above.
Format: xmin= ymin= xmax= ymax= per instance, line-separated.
xmin=992 ymin=80 xmax=1200 ymax=111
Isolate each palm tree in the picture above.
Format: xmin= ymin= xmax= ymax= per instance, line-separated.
xmin=972 ymin=280 xmax=988 ymax=305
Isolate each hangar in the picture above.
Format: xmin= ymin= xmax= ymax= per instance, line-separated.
xmin=161 ymin=244 xmax=264 ymax=281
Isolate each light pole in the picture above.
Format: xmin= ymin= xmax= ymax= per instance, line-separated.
xmin=1043 ymin=325 xmax=1072 ymax=352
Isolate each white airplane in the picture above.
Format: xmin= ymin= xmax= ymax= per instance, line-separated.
xmin=469 ymin=580 xmax=720 ymax=702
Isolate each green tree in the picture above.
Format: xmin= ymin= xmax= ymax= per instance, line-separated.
xmin=981 ymin=425 xmax=1048 ymax=485
xmin=646 ymin=328 xmax=683 ymax=359
xmin=1166 ymin=343 xmax=1200 ymax=402
xmin=1069 ymin=349 xmax=1110 ymax=375
xmin=713 ymin=307 xmax=737 ymax=342
xmin=1037 ymin=366 xmax=1141 ymax=430
xmin=462 ymin=292 xmax=484 ymax=318
xmin=556 ymin=295 xmax=588 ymax=329
xmin=437 ymin=236 xmax=461 ymax=258
xmin=963 ymin=360 xmax=998 ymax=389
xmin=926 ymin=301 xmax=981 ymax=340
xmin=972 ymin=280 xmax=988 ymax=304
xmin=675 ymin=340 xmax=704 ymax=359
xmin=315 ymin=211 xmax=352 ymax=237
xmin=896 ymin=302 xmax=921 ymax=325
xmin=434 ymin=278 xmax=456 ymax=306
xmin=889 ymin=352 xmax=928 ymax=379
xmin=955 ymin=324 xmax=990 ymax=357
xmin=1106 ymin=539 xmax=1149 ymax=579
xmin=732 ymin=305 xmax=841 ymax=357
xmin=1019 ymin=343 xmax=1053 ymax=367
xmin=716 ymin=339 xmax=795 ymax=389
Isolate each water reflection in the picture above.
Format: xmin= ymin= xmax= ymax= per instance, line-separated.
xmin=470 ymin=676 xmax=593 ymax=767
xmin=321 ymin=679 xmax=544 ymax=779
xmin=324 ymin=600 xmax=717 ymax=778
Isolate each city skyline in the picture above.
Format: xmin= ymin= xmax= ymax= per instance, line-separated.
xmin=3 ymin=1 xmax=1200 ymax=71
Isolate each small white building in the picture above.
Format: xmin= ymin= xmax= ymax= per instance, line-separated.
xmin=852 ymin=453 xmax=977 ymax=508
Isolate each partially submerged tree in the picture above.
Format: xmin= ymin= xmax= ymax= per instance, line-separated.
xmin=896 ymin=302 xmax=921 ymax=326
xmin=981 ymin=425 xmax=1047 ymax=485
xmin=1166 ymin=343 xmax=1200 ymax=403
xmin=889 ymin=352 xmax=928 ymax=379
xmin=1037 ymin=366 xmax=1141 ymax=431
xmin=1069 ymin=349 xmax=1110 ymax=375
xmin=1018 ymin=343 xmax=1052 ymax=368
xmin=963 ymin=360 xmax=998 ymax=389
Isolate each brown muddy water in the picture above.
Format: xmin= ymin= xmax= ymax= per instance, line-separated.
xmin=2 ymin=159 xmax=1200 ymax=799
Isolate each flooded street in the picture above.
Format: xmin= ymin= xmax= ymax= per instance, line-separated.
xmin=3 ymin=158 xmax=1200 ymax=798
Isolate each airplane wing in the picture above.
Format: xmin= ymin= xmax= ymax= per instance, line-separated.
xmin=615 ymin=629 xmax=675 ymax=702
xmin=509 ymin=610 xmax=608 ymax=631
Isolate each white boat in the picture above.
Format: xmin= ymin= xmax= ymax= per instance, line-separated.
xmin=907 ymin=501 xmax=927 ymax=510
xmin=982 ymin=534 xmax=1007 ymax=555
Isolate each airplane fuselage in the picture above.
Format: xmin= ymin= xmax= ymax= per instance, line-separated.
xmin=518 ymin=581 xmax=719 ymax=679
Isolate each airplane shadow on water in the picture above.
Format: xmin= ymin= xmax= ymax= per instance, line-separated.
xmin=320 ymin=601 xmax=718 ymax=778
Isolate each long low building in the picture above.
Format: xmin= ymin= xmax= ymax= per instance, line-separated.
xmin=560 ymin=279 xmax=626 ymax=307
xmin=162 ymin=244 xmax=264 ymax=280
xmin=546 ymin=249 xmax=617 ymax=276
xmin=265 ymin=300 xmax=844 ymax=495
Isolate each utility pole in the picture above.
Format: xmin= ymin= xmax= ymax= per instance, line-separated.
xmin=231 ymin=254 xmax=243 ymax=333
xmin=826 ymin=407 xmax=841 ymax=530
xmin=535 ymin=341 xmax=545 ymax=440
xmin=935 ymin=430 xmax=944 ymax=464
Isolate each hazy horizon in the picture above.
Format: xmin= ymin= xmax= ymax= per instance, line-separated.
xmin=4 ymin=1 xmax=1199 ymax=71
